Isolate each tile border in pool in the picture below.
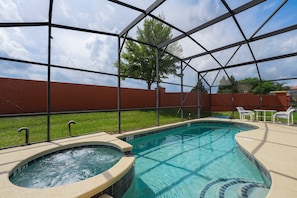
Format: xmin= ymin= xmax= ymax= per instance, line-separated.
xmin=115 ymin=119 xmax=257 ymax=142
xmin=0 ymin=132 xmax=135 ymax=198
xmin=237 ymin=144 xmax=272 ymax=185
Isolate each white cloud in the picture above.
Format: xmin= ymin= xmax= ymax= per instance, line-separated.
xmin=188 ymin=0 xmax=225 ymax=24
xmin=59 ymin=0 xmax=71 ymax=19
xmin=0 ymin=0 xmax=48 ymax=22
xmin=153 ymin=0 xmax=226 ymax=32
xmin=251 ymin=30 xmax=297 ymax=60
xmin=0 ymin=28 xmax=30 ymax=60
xmin=49 ymin=27 xmax=118 ymax=86
xmin=85 ymin=34 xmax=116 ymax=72
xmin=1 ymin=0 xmax=297 ymax=90
xmin=0 ymin=0 xmax=22 ymax=21
xmin=280 ymin=35 xmax=297 ymax=53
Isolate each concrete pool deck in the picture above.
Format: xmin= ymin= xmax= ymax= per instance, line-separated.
xmin=0 ymin=118 xmax=296 ymax=197
xmin=232 ymin=119 xmax=297 ymax=198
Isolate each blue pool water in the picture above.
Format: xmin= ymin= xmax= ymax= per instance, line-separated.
xmin=123 ymin=122 xmax=270 ymax=198
xmin=10 ymin=145 xmax=123 ymax=188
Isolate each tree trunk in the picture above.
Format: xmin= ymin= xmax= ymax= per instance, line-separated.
xmin=147 ymin=82 xmax=152 ymax=90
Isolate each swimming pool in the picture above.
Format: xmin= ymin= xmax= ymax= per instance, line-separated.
xmin=123 ymin=121 xmax=270 ymax=198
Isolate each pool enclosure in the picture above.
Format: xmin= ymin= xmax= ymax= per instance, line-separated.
xmin=1 ymin=0 xmax=297 ymax=147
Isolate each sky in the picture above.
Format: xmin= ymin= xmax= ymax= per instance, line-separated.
xmin=0 ymin=0 xmax=297 ymax=92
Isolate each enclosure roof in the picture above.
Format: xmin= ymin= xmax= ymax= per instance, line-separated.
xmin=0 ymin=0 xmax=297 ymax=89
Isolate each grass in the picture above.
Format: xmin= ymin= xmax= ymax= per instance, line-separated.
xmin=0 ymin=109 xmax=185 ymax=149
xmin=1 ymin=110 xmax=296 ymax=149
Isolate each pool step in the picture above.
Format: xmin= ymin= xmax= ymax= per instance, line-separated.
xmin=237 ymin=183 xmax=270 ymax=198
xmin=200 ymin=178 xmax=269 ymax=198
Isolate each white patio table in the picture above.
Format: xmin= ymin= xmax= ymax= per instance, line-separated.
xmin=254 ymin=109 xmax=276 ymax=122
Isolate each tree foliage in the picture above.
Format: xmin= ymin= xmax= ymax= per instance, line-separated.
xmin=118 ymin=16 xmax=182 ymax=90
xmin=237 ymin=77 xmax=259 ymax=93
xmin=217 ymin=75 xmax=237 ymax=93
xmin=191 ymin=81 xmax=208 ymax=93
xmin=217 ymin=76 xmax=290 ymax=94
xmin=253 ymin=81 xmax=290 ymax=94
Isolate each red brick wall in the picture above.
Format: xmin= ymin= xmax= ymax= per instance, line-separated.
xmin=0 ymin=78 xmax=290 ymax=114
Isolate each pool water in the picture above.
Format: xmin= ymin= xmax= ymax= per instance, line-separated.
xmin=10 ymin=145 xmax=123 ymax=188
xmin=123 ymin=122 xmax=270 ymax=198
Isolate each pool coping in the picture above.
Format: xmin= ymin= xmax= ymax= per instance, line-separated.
xmin=0 ymin=132 xmax=135 ymax=198
xmin=232 ymin=119 xmax=297 ymax=198
xmin=0 ymin=118 xmax=296 ymax=197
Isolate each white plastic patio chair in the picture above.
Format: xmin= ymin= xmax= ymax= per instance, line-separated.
xmin=236 ymin=106 xmax=254 ymax=121
xmin=272 ymin=107 xmax=295 ymax=125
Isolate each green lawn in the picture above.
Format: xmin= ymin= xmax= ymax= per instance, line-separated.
xmin=1 ymin=110 xmax=295 ymax=149
xmin=0 ymin=110 xmax=185 ymax=149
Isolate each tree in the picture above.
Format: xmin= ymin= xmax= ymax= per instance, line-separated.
xmin=252 ymin=81 xmax=290 ymax=94
xmin=237 ymin=77 xmax=259 ymax=93
xmin=217 ymin=75 xmax=237 ymax=93
xmin=221 ymin=77 xmax=290 ymax=94
xmin=118 ymin=16 xmax=182 ymax=90
xmin=191 ymin=81 xmax=208 ymax=92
